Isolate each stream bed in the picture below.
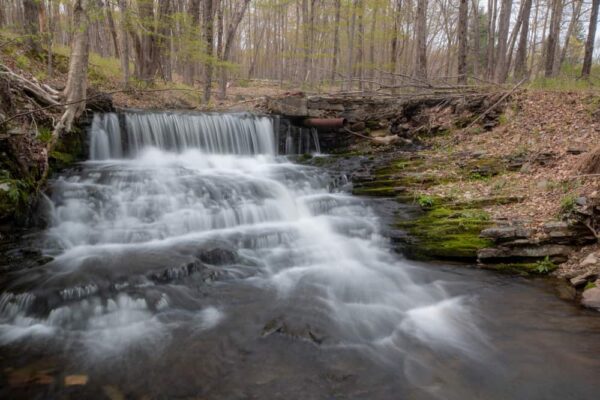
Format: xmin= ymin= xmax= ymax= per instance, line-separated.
xmin=1 ymin=113 xmax=599 ymax=400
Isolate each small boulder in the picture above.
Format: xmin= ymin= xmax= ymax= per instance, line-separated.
xmin=570 ymin=271 xmax=598 ymax=287
xmin=581 ymin=287 xmax=600 ymax=311
xmin=581 ymin=252 xmax=599 ymax=268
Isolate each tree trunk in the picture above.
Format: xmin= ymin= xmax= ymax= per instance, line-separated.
xmin=23 ymin=0 xmax=41 ymax=54
xmin=544 ymin=0 xmax=563 ymax=77
xmin=218 ymin=0 xmax=251 ymax=99
xmin=331 ymin=0 xmax=341 ymax=84
xmin=118 ymin=0 xmax=129 ymax=87
xmin=368 ymin=6 xmax=378 ymax=90
xmin=390 ymin=0 xmax=402 ymax=93
xmin=514 ymin=0 xmax=533 ymax=79
xmin=356 ymin=0 xmax=364 ymax=90
xmin=559 ymin=0 xmax=583 ymax=71
xmin=457 ymin=0 xmax=469 ymax=84
xmin=471 ymin=0 xmax=481 ymax=77
xmin=486 ymin=0 xmax=497 ymax=79
xmin=202 ymin=0 xmax=215 ymax=103
xmin=494 ymin=0 xmax=513 ymax=83
xmin=54 ymin=0 xmax=90 ymax=136
xmin=301 ymin=0 xmax=310 ymax=81
xmin=347 ymin=0 xmax=358 ymax=90
xmin=415 ymin=0 xmax=428 ymax=80
xmin=104 ymin=0 xmax=119 ymax=58
xmin=582 ymin=0 xmax=600 ymax=78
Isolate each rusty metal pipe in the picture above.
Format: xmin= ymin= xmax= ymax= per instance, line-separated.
xmin=302 ymin=118 xmax=347 ymax=129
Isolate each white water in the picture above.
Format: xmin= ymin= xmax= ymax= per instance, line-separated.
xmin=0 ymin=113 xmax=486 ymax=380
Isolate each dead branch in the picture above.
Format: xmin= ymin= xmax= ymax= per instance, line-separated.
xmin=465 ymin=78 xmax=526 ymax=129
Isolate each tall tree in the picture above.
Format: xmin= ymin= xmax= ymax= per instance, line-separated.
xmin=544 ymin=0 xmax=563 ymax=77
xmin=514 ymin=0 xmax=533 ymax=79
xmin=330 ymin=0 xmax=341 ymax=84
xmin=218 ymin=0 xmax=251 ymax=99
xmin=54 ymin=0 xmax=90 ymax=136
xmin=23 ymin=0 xmax=41 ymax=54
xmin=118 ymin=0 xmax=129 ymax=87
xmin=582 ymin=0 xmax=600 ymax=78
xmin=457 ymin=0 xmax=469 ymax=84
xmin=494 ymin=0 xmax=513 ymax=83
xmin=202 ymin=0 xmax=215 ymax=103
xmin=415 ymin=0 xmax=428 ymax=80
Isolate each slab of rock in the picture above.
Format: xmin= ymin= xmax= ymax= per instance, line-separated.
xmin=480 ymin=226 xmax=531 ymax=242
xmin=581 ymin=287 xmax=600 ymax=311
xmin=570 ymin=271 xmax=598 ymax=287
xmin=268 ymin=96 xmax=308 ymax=116
xmin=478 ymin=244 xmax=572 ymax=262
xmin=581 ymin=252 xmax=599 ymax=268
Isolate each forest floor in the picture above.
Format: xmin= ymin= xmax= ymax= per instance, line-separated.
xmin=403 ymin=90 xmax=599 ymax=277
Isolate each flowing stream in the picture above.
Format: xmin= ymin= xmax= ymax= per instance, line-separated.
xmin=1 ymin=112 xmax=600 ymax=399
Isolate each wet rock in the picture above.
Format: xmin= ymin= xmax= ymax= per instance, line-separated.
xmin=570 ymin=271 xmax=598 ymax=287
xmin=262 ymin=316 xmax=326 ymax=345
xmin=581 ymin=287 xmax=600 ymax=311
xmin=350 ymin=122 xmax=366 ymax=131
xmin=478 ymin=244 xmax=572 ymax=263
xmin=480 ymin=226 xmax=531 ymax=242
xmin=197 ymin=247 xmax=237 ymax=265
xmin=556 ymin=282 xmax=577 ymax=301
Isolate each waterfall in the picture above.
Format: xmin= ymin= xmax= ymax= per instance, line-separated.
xmin=90 ymin=112 xmax=277 ymax=159
xmin=0 ymin=112 xmax=491 ymax=397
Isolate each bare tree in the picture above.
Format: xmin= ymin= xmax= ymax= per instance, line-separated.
xmin=514 ymin=0 xmax=533 ymax=79
xmin=54 ymin=0 xmax=90 ymax=136
xmin=218 ymin=0 xmax=251 ymax=99
xmin=331 ymin=0 xmax=341 ymax=84
xmin=582 ymin=0 xmax=600 ymax=78
xmin=544 ymin=0 xmax=563 ymax=77
xmin=494 ymin=0 xmax=513 ymax=83
xmin=457 ymin=0 xmax=469 ymax=84
xmin=202 ymin=0 xmax=215 ymax=103
xmin=415 ymin=0 xmax=428 ymax=80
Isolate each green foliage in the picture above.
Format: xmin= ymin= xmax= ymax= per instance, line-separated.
xmin=15 ymin=54 xmax=31 ymax=70
xmin=534 ymin=256 xmax=557 ymax=274
xmin=584 ymin=281 xmax=597 ymax=291
xmin=560 ymin=194 xmax=577 ymax=216
xmin=416 ymin=194 xmax=435 ymax=209
xmin=37 ymin=127 xmax=53 ymax=143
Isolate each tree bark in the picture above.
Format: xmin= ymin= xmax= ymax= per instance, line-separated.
xmin=457 ymin=0 xmax=469 ymax=84
xmin=104 ymin=0 xmax=119 ymax=58
xmin=202 ymin=0 xmax=215 ymax=103
xmin=54 ymin=0 xmax=90 ymax=136
xmin=559 ymin=0 xmax=583 ymax=70
xmin=514 ymin=0 xmax=533 ymax=79
xmin=544 ymin=0 xmax=563 ymax=77
xmin=118 ymin=0 xmax=129 ymax=87
xmin=23 ymin=0 xmax=41 ymax=54
xmin=415 ymin=0 xmax=428 ymax=80
xmin=582 ymin=0 xmax=600 ymax=78
xmin=494 ymin=0 xmax=513 ymax=83
xmin=218 ymin=0 xmax=251 ymax=99
xmin=331 ymin=0 xmax=341 ymax=84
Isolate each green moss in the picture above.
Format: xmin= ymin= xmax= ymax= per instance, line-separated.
xmin=584 ymin=281 xmax=597 ymax=291
xmin=352 ymin=186 xmax=406 ymax=197
xmin=37 ymin=127 xmax=53 ymax=143
xmin=398 ymin=206 xmax=492 ymax=261
xmin=485 ymin=262 xmax=542 ymax=276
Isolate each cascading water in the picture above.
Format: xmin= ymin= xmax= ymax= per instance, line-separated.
xmin=2 ymin=112 xmax=600 ymax=399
